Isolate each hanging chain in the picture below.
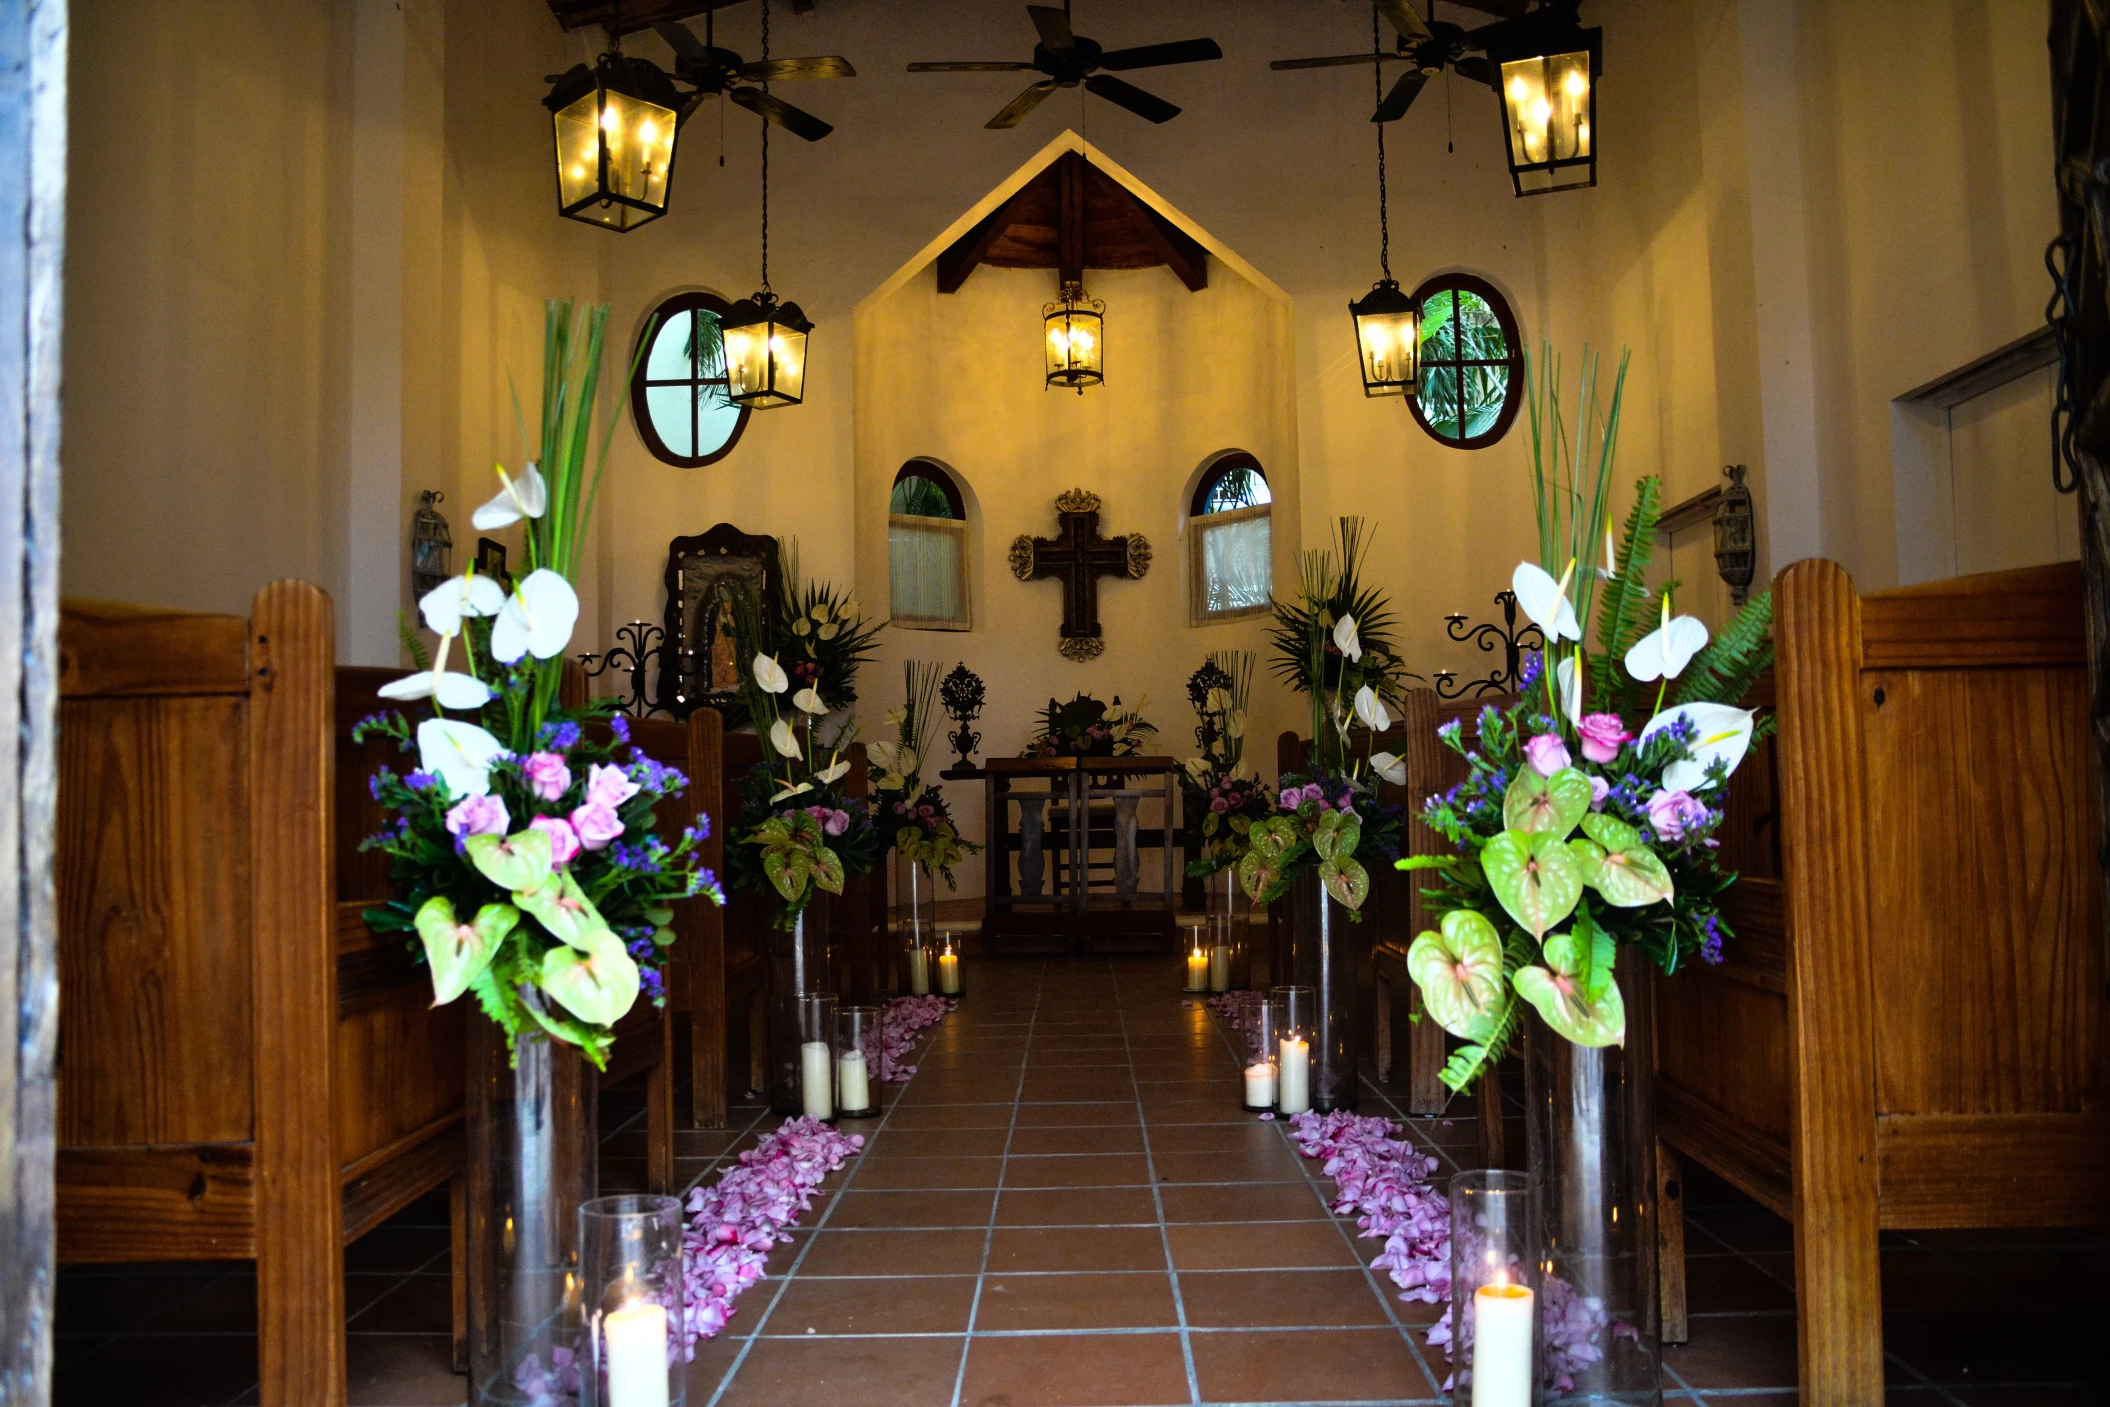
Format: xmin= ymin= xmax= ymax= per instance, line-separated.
xmin=2048 ymin=230 xmax=2080 ymax=494
xmin=1373 ymin=2 xmax=1391 ymax=279
xmin=759 ymin=0 xmax=771 ymax=292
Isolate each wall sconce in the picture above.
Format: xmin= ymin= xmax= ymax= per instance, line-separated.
xmin=1713 ymin=463 xmax=1756 ymax=604
xmin=1490 ymin=23 xmax=1600 ymax=197
xmin=410 ymin=490 xmax=451 ymax=600
xmin=545 ymin=50 xmax=688 ymax=231
xmin=1044 ymin=280 xmax=1105 ymax=393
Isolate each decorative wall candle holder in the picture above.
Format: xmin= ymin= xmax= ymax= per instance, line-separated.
xmin=1240 ymin=998 xmax=1280 ymax=1112
xmin=1269 ymin=985 xmax=1315 ymax=1116
xmin=1448 ymin=1170 xmax=1545 ymax=1407
xmin=836 ymin=1004 xmax=879 ymax=1119
xmin=935 ymin=930 xmax=964 ymax=998
xmin=892 ymin=850 xmax=938 ymax=997
xmin=579 ymin=1194 xmax=686 ymax=1407
xmin=789 ymin=992 xmax=838 ymax=1122
xmin=1183 ymin=921 xmax=1209 ymax=993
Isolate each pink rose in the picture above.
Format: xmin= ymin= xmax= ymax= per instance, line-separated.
xmin=1576 ymin=713 xmax=1631 ymax=765
xmin=1523 ymin=733 xmax=1572 ymax=777
xmin=569 ymin=801 xmax=624 ymax=851
xmin=1589 ymin=775 xmax=1611 ymax=811
xmin=586 ymin=763 xmax=640 ymax=809
xmin=445 ymin=793 xmax=509 ymax=839
xmin=1646 ymin=788 xmax=1708 ymax=841
xmin=522 ymin=751 xmax=572 ymax=802
xmin=529 ymin=814 xmax=582 ymax=867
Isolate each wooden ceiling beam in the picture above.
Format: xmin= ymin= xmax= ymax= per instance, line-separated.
xmin=1130 ymin=204 xmax=1208 ymax=292
xmin=936 ymin=193 xmax=1021 ymax=294
xmin=933 ymin=152 xmax=1209 ymax=294
xmin=545 ymin=0 xmax=742 ymax=37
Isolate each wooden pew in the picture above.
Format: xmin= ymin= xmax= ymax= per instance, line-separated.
xmin=57 ymin=586 xmax=460 ymax=1407
xmin=1654 ymin=559 xmax=2110 ymax=1403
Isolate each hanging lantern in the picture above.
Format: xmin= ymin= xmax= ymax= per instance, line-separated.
xmin=722 ymin=291 xmax=812 ymax=409
xmin=1349 ymin=279 xmax=1418 ymax=398
xmin=1490 ymin=24 xmax=1601 ymax=197
xmin=1713 ymin=463 xmax=1757 ymax=604
xmin=544 ymin=51 xmax=688 ymax=231
xmin=410 ymin=490 xmax=452 ymax=600
xmin=1043 ymin=281 xmax=1105 ymax=393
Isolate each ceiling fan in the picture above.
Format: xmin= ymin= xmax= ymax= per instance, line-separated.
xmin=908 ymin=2 xmax=1224 ymax=130
xmin=651 ymin=8 xmax=854 ymax=141
xmin=1272 ymin=0 xmax=1566 ymax=124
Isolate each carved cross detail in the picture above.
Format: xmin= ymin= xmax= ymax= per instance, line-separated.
xmin=1010 ymin=489 xmax=1151 ymax=662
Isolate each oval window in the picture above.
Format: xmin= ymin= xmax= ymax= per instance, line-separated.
xmin=1409 ymin=272 xmax=1524 ymax=449
xmin=630 ymin=291 xmax=750 ymax=467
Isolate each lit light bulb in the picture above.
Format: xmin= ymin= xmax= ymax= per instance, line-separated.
xmin=1531 ymin=97 xmax=1553 ymax=128
xmin=601 ymin=106 xmax=621 ymax=133
xmin=1508 ymin=78 xmax=1529 ymax=102
xmin=1563 ymin=68 xmax=1587 ymax=97
xmin=639 ymin=120 xmax=658 ymax=144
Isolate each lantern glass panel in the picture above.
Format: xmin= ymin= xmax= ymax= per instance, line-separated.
xmin=1356 ymin=305 xmax=1418 ymax=396
xmin=1045 ymin=304 xmax=1104 ymax=388
xmin=1500 ymin=48 xmax=1594 ymax=196
xmin=725 ymin=318 xmax=808 ymax=408
xmin=554 ymin=85 xmax=677 ymax=231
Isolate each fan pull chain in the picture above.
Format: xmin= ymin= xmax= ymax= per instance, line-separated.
xmin=1373 ymin=1 xmax=1390 ymax=280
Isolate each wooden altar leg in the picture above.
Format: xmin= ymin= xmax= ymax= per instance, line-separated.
xmin=1658 ymin=1141 xmax=1689 ymax=1345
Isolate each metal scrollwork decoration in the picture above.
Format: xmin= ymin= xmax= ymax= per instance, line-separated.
xmin=2048 ymin=230 xmax=2082 ymax=495
xmin=577 ymin=621 xmax=680 ymax=719
xmin=1434 ymin=590 xmax=1545 ymax=700
xmin=1713 ymin=464 xmax=1757 ymax=605
xmin=938 ymin=662 xmax=987 ymax=779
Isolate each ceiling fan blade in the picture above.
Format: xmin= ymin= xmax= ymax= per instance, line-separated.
xmin=1270 ymin=51 xmax=1405 ymax=70
xmin=652 ymin=20 xmax=711 ymax=63
xmin=986 ymin=79 xmax=1058 ymax=128
xmin=1372 ymin=67 xmax=1428 ymax=122
xmin=741 ymin=55 xmax=856 ymax=81
xmin=1452 ymin=55 xmax=1495 ymax=86
xmin=728 ymin=84 xmax=835 ymax=141
xmin=1450 ymin=0 xmax=1529 ymax=18
xmin=1095 ymin=37 xmax=1224 ymax=72
xmin=1084 ymin=72 xmax=1181 ymax=124
xmin=1027 ymin=4 xmax=1078 ymax=59
xmin=908 ymin=61 xmax=1038 ymax=72
xmin=1377 ymin=0 xmax=1435 ymax=47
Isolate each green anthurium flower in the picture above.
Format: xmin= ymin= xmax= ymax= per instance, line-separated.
xmin=1311 ymin=810 xmax=1362 ymax=862
xmin=1513 ymin=929 xmax=1626 ymax=1047
xmin=1406 ymin=909 xmax=1506 ymax=1041
xmin=1575 ymin=812 xmax=1675 ymax=907
xmin=412 ymin=895 xmax=516 ymax=1005
xmin=1503 ymin=766 xmax=1594 ymax=837
xmin=1321 ymin=853 xmax=1370 ymax=910
xmin=538 ymin=929 xmax=641 ymax=1027
xmin=517 ymin=870 xmax=612 ymax=951
xmin=464 ymin=827 xmax=553 ymax=894
xmin=1482 ymin=830 xmax=1583 ymax=937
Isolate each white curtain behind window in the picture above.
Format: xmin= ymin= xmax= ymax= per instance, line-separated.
xmin=890 ymin=516 xmax=967 ymax=627
xmin=1199 ymin=508 xmax=1272 ymax=615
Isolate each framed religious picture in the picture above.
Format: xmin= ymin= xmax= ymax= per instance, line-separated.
xmin=663 ymin=524 xmax=782 ymax=718
xmin=475 ymin=536 xmax=513 ymax=593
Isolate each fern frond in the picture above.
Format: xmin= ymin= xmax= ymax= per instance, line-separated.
xmin=1674 ymin=591 xmax=1775 ymax=707
xmin=397 ymin=612 xmax=432 ymax=671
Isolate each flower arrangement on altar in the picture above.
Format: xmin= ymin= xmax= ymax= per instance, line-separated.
xmin=1181 ymin=652 xmax=1275 ymax=872
xmin=355 ymin=301 xmax=724 ymax=1069
xmin=1400 ymin=347 xmax=1774 ymax=1090
xmin=772 ymin=546 xmax=884 ymax=712
xmin=1236 ymin=518 xmax=1411 ymax=918
xmin=1022 ymin=691 xmax=1157 ymax=759
xmin=869 ymin=660 xmax=979 ymax=887
xmin=722 ymin=582 xmax=882 ymax=927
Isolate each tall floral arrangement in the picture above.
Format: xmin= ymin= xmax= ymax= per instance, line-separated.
xmin=1182 ymin=651 xmax=1273 ymax=873
xmin=355 ymin=300 xmax=724 ymax=1069
xmin=1239 ymin=519 xmax=1409 ymax=918
xmin=773 ymin=542 xmax=885 ymax=712
xmin=1400 ymin=346 xmax=1774 ymax=1091
xmin=869 ymin=659 xmax=979 ymax=887
xmin=1023 ymin=692 xmax=1157 ymax=758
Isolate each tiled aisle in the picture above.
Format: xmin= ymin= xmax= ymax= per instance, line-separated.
xmin=53 ymin=953 xmax=2110 ymax=1406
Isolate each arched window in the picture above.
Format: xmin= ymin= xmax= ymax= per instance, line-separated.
xmin=889 ymin=460 xmax=970 ymax=630
xmin=630 ymin=291 xmax=750 ymax=467
xmin=1189 ymin=453 xmax=1273 ymax=623
xmin=1409 ymin=272 xmax=1524 ymax=449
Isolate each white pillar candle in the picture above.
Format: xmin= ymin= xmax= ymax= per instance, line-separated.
xmin=938 ymin=949 xmax=960 ymax=995
xmin=837 ymin=1050 xmax=871 ymax=1113
xmin=1277 ymin=1037 xmax=1311 ymax=1115
xmin=1208 ymin=944 xmax=1232 ymax=993
xmin=906 ymin=946 xmax=929 ymax=996
xmin=799 ymin=1040 xmax=833 ymax=1120
xmin=1185 ymin=948 xmax=1208 ymax=991
xmin=1470 ymin=1280 xmax=1536 ymax=1407
xmin=1243 ymin=1061 xmax=1277 ymax=1108
xmin=602 ymin=1298 xmax=670 ymax=1407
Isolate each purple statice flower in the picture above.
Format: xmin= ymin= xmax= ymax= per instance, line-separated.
xmin=688 ymin=867 xmax=720 ymax=898
xmin=609 ymin=839 xmax=664 ymax=875
xmin=625 ymin=935 xmax=657 ymax=961
xmin=405 ymin=769 xmax=437 ymax=792
xmin=368 ymin=770 xmax=391 ymax=801
xmin=1699 ymin=914 xmax=1725 ymax=965
xmin=608 ymin=714 xmax=631 ymax=744
xmin=1518 ymin=649 xmax=1544 ymax=690
xmin=537 ymin=720 xmax=581 ymax=751
xmin=639 ymin=965 xmax=665 ymax=1004
xmin=682 ymin=814 xmax=712 ymax=845
xmin=1437 ymin=719 xmax=1463 ymax=747
xmin=627 ymin=752 xmax=688 ymax=797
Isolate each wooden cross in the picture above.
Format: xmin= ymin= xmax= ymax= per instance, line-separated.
xmin=1009 ymin=489 xmax=1152 ymax=662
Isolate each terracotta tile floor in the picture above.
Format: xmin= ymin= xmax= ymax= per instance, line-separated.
xmin=54 ymin=955 xmax=2110 ymax=1405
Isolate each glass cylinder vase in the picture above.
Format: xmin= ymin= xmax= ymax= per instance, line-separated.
xmin=1288 ymin=868 xmax=1358 ymax=1111
xmin=836 ymin=1004 xmax=880 ymax=1119
xmin=1522 ymin=952 xmax=1661 ymax=1405
xmin=1269 ymin=984 xmax=1315 ymax=1116
xmin=1450 ymin=1170 xmax=1545 ymax=1407
xmin=579 ymin=1194 xmax=685 ymax=1407
xmin=766 ymin=897 xmax=835 ymax=1116
xmin=1204 ymin=866 xmax=1252 ymax=990
xmin=466 ymin=1014 xmax=598 ymax=1407
xmin=1240 ymin=996 xmax=1280 ymax=1112
xmin=774 ymin=991 xmax=838 ymax=1122
xmin=892 ymin=850 xmax=938 ymax=996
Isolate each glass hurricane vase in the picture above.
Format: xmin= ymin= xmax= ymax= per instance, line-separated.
xmin=892 ymin=850 xmax=938 ymax=997
xmin=767 ymin=896 xmax=835 ymax=1117
xmin=1288 ymin=868 xmax=1358 ymax=1111
xmin=1522 ymin=951 xmax=1661 ymax=1405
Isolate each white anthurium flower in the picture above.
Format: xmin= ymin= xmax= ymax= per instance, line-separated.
xmin=1205 ymin=687 xmax=1233 ymax=713
xmin=1332 ymin=613 xmax=1363 ymax=662
xmin=769 ymin=718 xmax=801 ymax=758
xmin=1555 ymin=653 xmax=1584 ymax=724
xmin=1369 ymin=751 xmax=1408 ymax=786
xmin=418 ymin=572 xmax=505 ymax=636
xmin=416 ymin=718 xmax=507 ymax=798
xmin=1513 ymin=561 xmax=1581 ymax=643
xmin=1624 ymin=597 xmax=1710 ymax=682
xmin=792 ymin=686 xmax=827 ymax=716
xmin=770 ymin=781 xmax=815 ymax=803
xmin=489 ymin=569 xmax=579 ymax=664
xmin=1642 ymin=702 xmax=1757 ymax=792
xmin=866 ymin=740 xmax=898 ymax=772
xmin=883 ymin=706 xmax=908 ymax=729
xmin=1353 ymin=685 xmax=1391 ymax=733
xmin=1183 ymin=756 xmax=1210 ymax=783
xmin=1225 ymin=709 xmax=1246 ymax=739
xmin=1598 ymin=526 xmax=1620 ymax=580
xmin=470 ymin=461 xmax=547 ymax=531
xmin=378 ymin=666 xmax=494 ymax=710
xmin=753 ymin=654 xmax=790 ymax=694
xmin=895 ymin=747 xmax=918 ymax=778
xmin=816 ymin=757 xmax=852 ymax=785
